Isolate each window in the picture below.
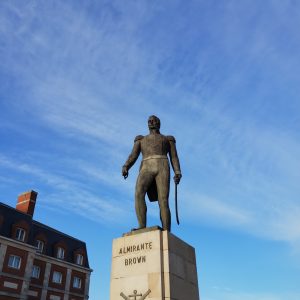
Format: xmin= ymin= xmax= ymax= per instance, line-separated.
xmin=8 ymin=255 xmax=21 ymax=269
xmin=31 ymin=265 xmax=40 ymax=278
xmin=35 ymin=240 xmax=45 ymax=253
xmin=57 ymin=247 xmax=65 ymax=259
xmin=52 ymin=271 xmax=62 ymax=284
xmin=15 ymin=227 xmax=26 ymax=241
xmin=75 ymin=254 xmax=83 ymax=265
xmin=73 ymin=276 xmax=82 ymax=289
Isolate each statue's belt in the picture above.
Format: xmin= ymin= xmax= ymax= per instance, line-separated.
xmin=142 ymin=155 xmax=168 ymax=161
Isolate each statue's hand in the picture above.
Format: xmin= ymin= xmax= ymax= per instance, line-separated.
xmin=122 ymin=166 xmax=128 ymax=179
xmin=173 ymin=174 xmax=182 ymax=185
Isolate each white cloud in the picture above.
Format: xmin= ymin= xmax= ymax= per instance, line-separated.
xmin=0 ymin=154 xmax=130 ymax=224
xmin=185 ymin=194 xmax=252 ymax=227
xmin=1 ymin=0 xmax=300 ymax=247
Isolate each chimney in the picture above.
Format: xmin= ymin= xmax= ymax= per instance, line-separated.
xmin=16 ymin=190 xmax=38 ymax=217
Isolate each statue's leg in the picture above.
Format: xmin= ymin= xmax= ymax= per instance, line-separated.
xmin=135 ymin=169 xmax=155 ymax=229
xmin=156 ymin=160 xmax=171 ymax=231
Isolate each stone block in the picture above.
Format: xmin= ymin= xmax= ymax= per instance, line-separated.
xmin=110 ymin=228 xmax=199 ymax=300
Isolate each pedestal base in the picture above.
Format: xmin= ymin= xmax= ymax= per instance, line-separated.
xmin=110 ymin=227 xmax=200 ymax=300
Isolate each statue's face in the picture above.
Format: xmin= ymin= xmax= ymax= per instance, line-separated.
xmin=148 ymin=116 xmax=160 ymax=130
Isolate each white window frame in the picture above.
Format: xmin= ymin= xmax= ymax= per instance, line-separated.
xmin=75 ymin=254 xmax=83 ymax=265
xmin=8 ymin=255 xmax=21 ymax=269
xmin=52 ymin=271 xmax=62 ymax=284
xmin=73 ymin=276 xmax=82 ymax=289
xmin=36 ymin=240 xmax=45 ymax=253
xmin=56 ymin=247 xmax=65 ymax=259
xmin=31 ymin=265 xmax=41 ymax=278
xmin=15 ymin=227 xmax=26 ymax=241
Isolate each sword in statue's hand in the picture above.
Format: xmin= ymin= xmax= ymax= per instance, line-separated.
xmin=174 ymin=174 xmax=182 ymax=225
xmin=175 ymin=182 xmax=179 ymax=225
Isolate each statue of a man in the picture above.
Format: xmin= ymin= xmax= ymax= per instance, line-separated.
xmin=122 ymin=115 xmax=182 ymax=231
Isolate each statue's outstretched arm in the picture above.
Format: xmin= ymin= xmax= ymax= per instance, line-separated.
xmin=122 ymin=136 xmax=142 ymax=178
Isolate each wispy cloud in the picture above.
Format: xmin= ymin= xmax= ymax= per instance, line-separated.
xmin=185 ymin=194 xmax=252 ymax=227
xmin=2 ymin=3 xmax=300 ymax=300
xmin=0 ymin=154 xmax=129 ymax=224
xmin=0 ymin=1 xmax=300 ymax=246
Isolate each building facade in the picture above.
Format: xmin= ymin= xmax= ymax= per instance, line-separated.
xmin=0 ymin=190 xmax=92 ymax=300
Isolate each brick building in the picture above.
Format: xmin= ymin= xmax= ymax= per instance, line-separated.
xmin=0 ymin=190 xmax=92 ymax=300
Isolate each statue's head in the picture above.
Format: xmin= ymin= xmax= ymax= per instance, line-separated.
xmin=148 ymin=115 xmax=160 ymax=130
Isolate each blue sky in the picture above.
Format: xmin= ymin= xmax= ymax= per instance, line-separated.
xmin=1 ymin=0 xmax=300 ymax=299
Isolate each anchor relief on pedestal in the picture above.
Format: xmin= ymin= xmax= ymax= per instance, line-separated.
xmin=120 ymin=289 xmax=151 ymax=300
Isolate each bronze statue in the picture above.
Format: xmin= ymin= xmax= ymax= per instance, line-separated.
xmin=122 ymin=115 xmax=182 ymax=231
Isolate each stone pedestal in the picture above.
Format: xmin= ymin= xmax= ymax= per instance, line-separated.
xmin=110 ymin=227 xmax=200 ymax=300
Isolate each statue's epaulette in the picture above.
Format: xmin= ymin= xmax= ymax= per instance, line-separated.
xmin=134 ymin=135 xmax=144 ymax=142
xmin=167 ymin=135 xmax=176 ymax=143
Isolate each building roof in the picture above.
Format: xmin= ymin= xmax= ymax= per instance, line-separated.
xmin=0 ymin=202 xmax=90 ymax=268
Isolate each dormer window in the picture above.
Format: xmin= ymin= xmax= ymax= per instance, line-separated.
xmin=75 ymin=254 xmax=83 ymax=265
xmin=35 ymin=240 xmax=45 ymax=253
xmin=54 ymin=241 xmax=67 ymax=261
xmin=15 ymin=227 xmax=26 ymax=241
xmin=57 ymin=247 xmax=65 ymax=259
xmin=74 ymin=248 xmax=85 ymax=267
xmin=12 ymin=220 xmax=29 ymax=243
